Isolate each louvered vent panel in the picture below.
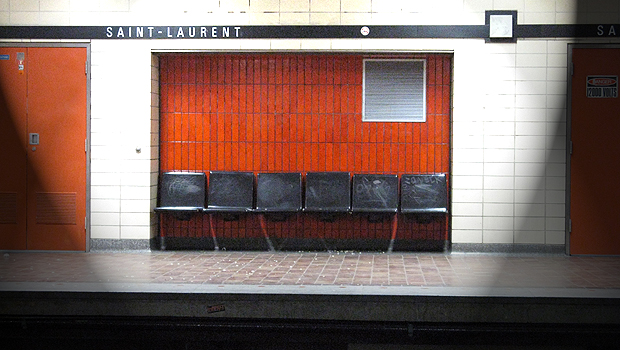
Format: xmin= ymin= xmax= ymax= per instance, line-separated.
xmin=0 ymin=192 xmax=18 ymax=224
xmin=36 ymin=192 xmax=76 ymax=225
xmin=363 ymin=60 xmax=426 ymax=122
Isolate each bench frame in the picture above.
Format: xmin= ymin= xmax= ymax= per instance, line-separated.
xmin=155 ymin=171 xmax=449 ymax=251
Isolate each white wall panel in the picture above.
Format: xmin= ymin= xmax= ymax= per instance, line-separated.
xmin=452 ymin=230 xmax=483 ymax=244
xmin=483 ymin=230 xmax=514 ymax=243
xmin=91 ymin=226 xmax=121 ymax=239
xmin=514 ymin=230 xmax=545 ymax=244
xmin=484 ymin=203 xmax=514 ymax=217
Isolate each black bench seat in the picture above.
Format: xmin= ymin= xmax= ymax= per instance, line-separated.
xmin=400 ymin=174 xmax=448 ymax=214
xmin=304 ymin=172 xmax=351 ymax=221
xmin=255 ymin=172 xmax=302 ymax=220
xmin=154 ymin=172 xmax=206 ymax=220
xmin=203 ymin=171 xmax=254 ymax=219
xmin=351 ymin=174 xmax=399 ymax=216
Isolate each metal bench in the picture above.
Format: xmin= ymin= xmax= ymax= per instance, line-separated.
xmin=400 ymin=173 xmax=448 ymax=222
xmin=154 ymin=172 xmax=206 ymax=221
xmin=255 ymin=172 xmax=303 ymax=250
xmin=351 ymin=174 xmax=399 ymax=221
xmin=154 ymin=172 xmax=207 ymax=250
xmin=255 ymin=172 xmax=303 ymax=221
xmin=202 ymin=171 xmax=255 ymax=250
xmin=155 ymin=171 xmax=449 ymax=252
xmin=204 ymin=171 xmax=255 ymax=220
xmin=350 ymin=174 xmax=399 ymax=251
xmin=303 ymin=172 xmax=351 ymax=222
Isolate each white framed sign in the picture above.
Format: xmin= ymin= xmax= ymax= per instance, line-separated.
xmin=587 ymin=76 xmax=618 ymax=98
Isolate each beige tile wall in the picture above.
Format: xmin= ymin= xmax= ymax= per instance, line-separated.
xmin=1 ymin=0 xmax=619 ymax=247
xmin=6 ymin=0 xmax=620 ymax=25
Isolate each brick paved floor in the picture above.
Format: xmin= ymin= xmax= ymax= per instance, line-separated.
xmin=2 ymin=251 xmax=620 ymax=291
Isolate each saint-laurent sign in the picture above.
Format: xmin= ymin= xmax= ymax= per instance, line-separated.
xmin=0 ymin=24 xmax=617 ymax=40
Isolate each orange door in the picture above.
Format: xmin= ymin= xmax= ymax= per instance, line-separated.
xmin=0 ymin=48 xmax=28 ymax=249
xmin=0 ymin=47 xmax=87 ymax=251
xmin=570 ymin=47 xmax=620 ymax=255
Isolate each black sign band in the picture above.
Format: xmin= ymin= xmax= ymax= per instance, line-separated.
xmin=0 ymin=24 xmax=617 ymax=40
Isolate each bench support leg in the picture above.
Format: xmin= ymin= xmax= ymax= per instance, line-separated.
xmin=387 ymin=214 xmax=398 ymax=253
xmin=259 ymin=214 xmax=276 ymax=252
xmin=160 ymin=236 xmax=166 ymax=251
xmin=158 ymin=213 xmax=166 ymax=251
xmin=208 ymin=214 xmax=219 ymax=251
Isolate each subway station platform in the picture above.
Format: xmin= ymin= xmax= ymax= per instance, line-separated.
xmin=1 ymin=250 xmax=619 ymax=348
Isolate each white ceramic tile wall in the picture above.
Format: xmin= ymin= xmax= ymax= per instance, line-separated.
xmin=1 ymin=1 xmax=619 ymax=248
xmin=89 ymin=39 xmax=155 ymax=241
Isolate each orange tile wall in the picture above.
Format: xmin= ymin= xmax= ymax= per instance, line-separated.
xmin=159 ymin=53 xmax=451 ymax=250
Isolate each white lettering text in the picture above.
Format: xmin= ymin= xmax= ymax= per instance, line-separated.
xmin=104 ymin=25 xmax=242 ymax=39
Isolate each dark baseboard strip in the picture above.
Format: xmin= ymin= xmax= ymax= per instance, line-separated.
xmin=451 ymin=243 xmax=565 ymax=255
xmin=89 ymin=239 xmax=564 ymax=254
xmin=89 ymin=238 xmax=157 ymax=251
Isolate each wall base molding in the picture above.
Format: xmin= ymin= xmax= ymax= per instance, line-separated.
xmin=89 ymin=239 xmax=565 ymax=255
xmin=89 ymin=238 xmax=157 ymax=251
xmin=451 ymin=243 xmax=565 ymax=255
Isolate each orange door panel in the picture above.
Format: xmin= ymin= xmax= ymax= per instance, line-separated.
xmin=26 ymin=47 xmax=87 ymax=251
xmin=0 ymin=47 xmax=87 ymax=251
xmin=0 ymin=48 xmax=28 ymax=250
xmin=570 ymin=47 xmax=620 ymax=255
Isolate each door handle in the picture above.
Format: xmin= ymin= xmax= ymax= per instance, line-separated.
xmin=29 ymin=133 xmax=39 ymax=145
xmin=29 ymin=133 xmax=39 ymax=151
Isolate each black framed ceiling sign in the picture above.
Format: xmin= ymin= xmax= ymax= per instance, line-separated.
xmin=0 ymin=24 xmax=618 ymax=40
xmin=486 ymin=10 xmax=517 ymax=43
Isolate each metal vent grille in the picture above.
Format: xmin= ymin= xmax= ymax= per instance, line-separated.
xmin=0 ymin=192 xmax=18 ymax=224
xmin=36 ymin=192 xmax=76 ymax=225
xmin=363 ymin=59 xmax=426 ymax=122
